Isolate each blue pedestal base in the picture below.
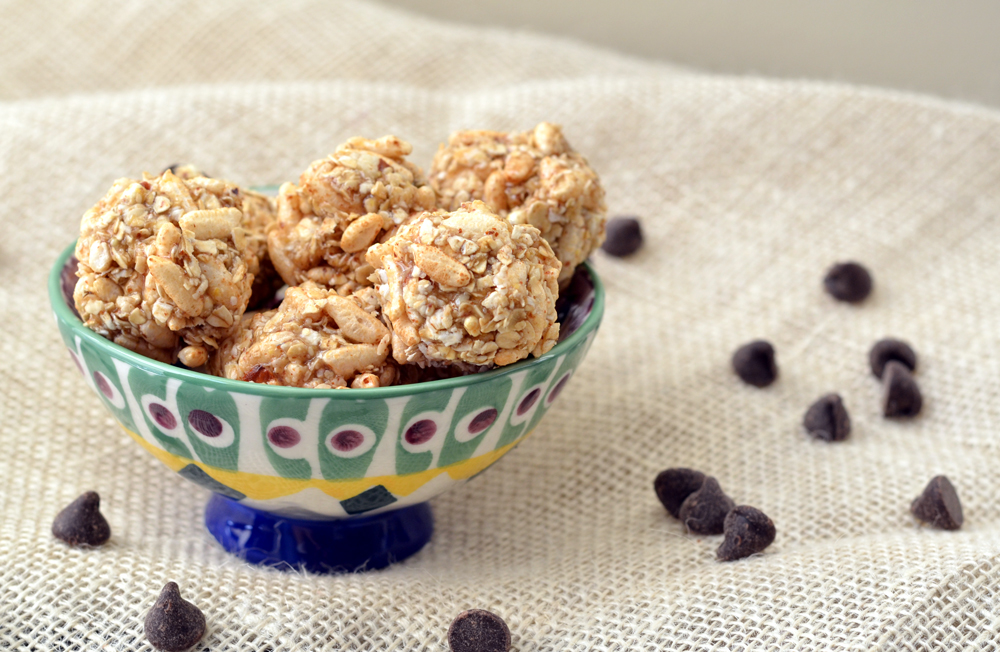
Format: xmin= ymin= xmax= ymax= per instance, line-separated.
xmin=205 ymin=495 xmax=434 ymax=573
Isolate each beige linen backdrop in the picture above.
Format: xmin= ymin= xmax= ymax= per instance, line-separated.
xmin=3 ymin=1 xmax=1000 ymax=650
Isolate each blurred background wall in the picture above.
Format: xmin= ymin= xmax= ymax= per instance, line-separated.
xmin=379 ymin=0 xmax=1000 ymax=108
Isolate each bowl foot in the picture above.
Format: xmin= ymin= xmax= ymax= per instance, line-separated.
xmin=204 ymin=494 xmax=434 ymax=573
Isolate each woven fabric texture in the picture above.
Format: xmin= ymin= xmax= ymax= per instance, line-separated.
xmin=2 ymin=1 xmax=1000 ymax=650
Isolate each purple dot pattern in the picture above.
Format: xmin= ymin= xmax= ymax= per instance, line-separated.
xmin=548 ymin=374 xmax=571 ymax=403
xmin=405 ymin=420 xmax=437 ymax=445
xmin=188 ymin=410 xmax=223 ymax=438
xmin=517 ymin=389 xmax=541 ymax=416
xmin=69 ymin=351 xmax=83 ymax=375
xmin=93 ymin=372 xmax=113 ymax=399
xmin=331 ymin=430 xmax=364 ymax=452
xmin=268 ymin=426 xmax=301 ymax=448
xmin=149 ymin=403 xmax=177 ymax=430
xmin=468 ymin=408 xmax=498 ymax=434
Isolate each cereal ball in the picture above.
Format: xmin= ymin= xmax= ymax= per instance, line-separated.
xmin=74 ymin=170 xmax=256 ymax=362
xmin=430 ymin=122 xmax=606 ymax=285
xmin=267 ymin=136 xmax=438 ymax=294
xmin=366 ymin=200 xmax=561 ymax=367
xmin=211 ymin=282 xmax=396 ymax=389
xmin=164 ymin=165 xmax=283 ymax=308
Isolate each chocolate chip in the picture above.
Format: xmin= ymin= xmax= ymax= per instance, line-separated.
xmin=910 ymin=475 xmax=963 ymax=530
xmin=732 ymin=340 xmax=778 ymax=387
xmin=869 ymin=338 xmax=917 ymax=379
xmin=716 ymin=505 xmax=776 ymax=561
xmin=144 ymin=582 xmax=207 ymax=652
xmin=803 ymin=393 xmax=851 ymax=442
xmin=52 ymin=491 xmax=111 ymax=547
xmin=447 ymin=609 xmax=511 ymax=652
xmin=678 ymin=477 xmax=735 ymax=535
xmin=654 ymin=468 xmax=706 ymax=518
xmin=824 ymin=261 xmax=872 ymax=303
xmin=883 ymin=360 xmax=923 ymax=418
xmin=600 ymin=216 xmax=643 ymax=257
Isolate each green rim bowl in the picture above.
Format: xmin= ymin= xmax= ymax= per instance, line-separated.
xmin=49 ymin=242 xmax=604 ymax=519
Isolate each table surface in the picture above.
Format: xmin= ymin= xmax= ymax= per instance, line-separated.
xmin=2 ymin=1 xmax=1000 ymax=650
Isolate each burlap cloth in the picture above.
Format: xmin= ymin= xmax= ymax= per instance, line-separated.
xmin=3 ymin=1 xmax=1000 ymax=649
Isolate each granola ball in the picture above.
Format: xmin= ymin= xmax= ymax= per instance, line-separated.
xmin=211 ymin=282 xmax=396 ymax=389
xmin=165 ymin=164 xmax=282 ymax=308
xmin=430 ymin=122 xmax=607 ymax=285
xmin=366 ymin=200 xmax=561 ymax=368
xmin=267 ymin=136 xmax=438 ymax=294
xmin=74 ymin=170 xmax=256 ymax=362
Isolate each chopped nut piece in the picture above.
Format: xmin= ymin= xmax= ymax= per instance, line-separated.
xmin=210 ymin=283 xmax=396 ymax=389
xmin=178 ymin=345 xmax=209 ymax=368
xmin=430 ymin=123 xmax=607 ymax=285
xmin=267 ymin=136 xmax=438 ymax=294
xmin=74 ymin=170 xmax=256 ymax=362
xmin=367 ymin=200 xmax=560 ymax=368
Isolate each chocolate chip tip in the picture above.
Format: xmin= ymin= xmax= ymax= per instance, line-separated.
xmin=678 ymin=476 xmax=735 ymax=535
xmin=911 ymin=475 xmax=963 ymax=531
xmin=600 ymin=216 xmax=643 ymax=257
xmin=882 ymin=360 xmax=923 ymax=418
xmin=52 ymin=490 xmax=112 ymax=547
xmin=732 ymin=340 xmax=778 ymax=388
xmin=447 ymin=609 xmax=511 ymax=652
xmin=654 ymin=468 xmax=707 ymax=518
xmin=144 ymin=582 xmax=207 ymax=652
xmin=869 ymin=338 xmax=917 ymax=379
xmin=824 ymin=261 xmax=873 ymax=303
xmin=803 ymin=393 xmax=851 ymax=442
xmin=716 ymin=505 xmax=776 ymax=561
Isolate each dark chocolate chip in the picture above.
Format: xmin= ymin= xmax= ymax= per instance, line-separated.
xmin=883 ymin=360 xmax=922 ymax=418
xmin=803 ymin=393 xmax=851 ymax=442
xmin=678 ymin=477 xmax=735 ymax=535
xmin=144 ymin=582 xmax=207 ymax=652
xmin=52 ymin=491 xmax=111 ymax=547
xmin=824 ymin=261 xmax=872 ymax=303
xmin=911 ymin=475 xmax=963 ymax=530
xmin=654 ymin=468 xmax=706 ymax=518
xmin=600 ymin=216 xmax=643 ymax=257
xmin=716 ymin=505 xmax=776 ymax=561
xmin=732 ymin=340 xmax=778 ymax=387
xmin=447 ymin=609 xmax=511 ymax=652
xmin=869 ymin=338 xmax=917 ymax=379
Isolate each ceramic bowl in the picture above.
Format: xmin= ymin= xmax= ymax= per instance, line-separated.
xmin=49 ymin=242 xmax=604 ymax=571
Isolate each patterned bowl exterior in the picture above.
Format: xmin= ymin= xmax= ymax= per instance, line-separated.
xmin=49 ymin=242 xmax=604 ymax=519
